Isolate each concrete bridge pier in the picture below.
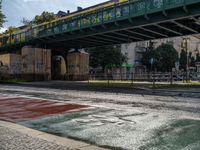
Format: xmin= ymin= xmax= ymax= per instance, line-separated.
xmin=21 ymin=46 xmax=52 ymax=81
xmin=0 ymin=46 xmax=90 ymax=81
xmin=0 ymin=53 xmax=22 ymax=80
xmin=0 ymin=46 xmax=52 ymax=81
xmin=51 ymin=48 xmax=89 ymax=81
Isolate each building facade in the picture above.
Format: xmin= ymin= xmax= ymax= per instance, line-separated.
xmin=121 ymin=35 xmax=200 ymax=74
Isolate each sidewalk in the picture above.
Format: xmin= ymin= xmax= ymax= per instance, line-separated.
xmin=0 ymin=121 xmax=108 ymax=150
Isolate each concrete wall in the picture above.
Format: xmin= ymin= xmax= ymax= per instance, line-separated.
xmin=21 ymin=47 xmax=51 ymax=81
xmin=0 ymin=54 xmax=22 ymax=78
xmin=67 ymin=51 xmax=89 ymax=80
xmin=10 ymin=54 xmax=22 ymax=75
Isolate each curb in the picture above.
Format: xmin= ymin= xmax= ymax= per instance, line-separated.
xmin=0 ymin=121 xmax=108 ymax=150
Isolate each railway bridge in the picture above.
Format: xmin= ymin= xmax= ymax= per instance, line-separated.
xmin=0 ymin=0 xmax=200 ymax=50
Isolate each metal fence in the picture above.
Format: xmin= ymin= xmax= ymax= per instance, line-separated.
xmin=88 ymin=72 xmax=200 ymax=87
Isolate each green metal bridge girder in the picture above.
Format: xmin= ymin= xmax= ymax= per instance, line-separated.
xmin=1 ymin=0 xmax=200 ymax=51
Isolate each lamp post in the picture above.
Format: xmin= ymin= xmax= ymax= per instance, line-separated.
xmin=182 ymin=37 xmax=190 ymax=82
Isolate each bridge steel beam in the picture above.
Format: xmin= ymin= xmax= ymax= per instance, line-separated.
xmin=154 ymin=24 xmax=183 ymax=36
xmin=111 ymin=31 xmax=144 ymax=41
xmin=76 ymin=38 xmax=109 ymax=45
xmin=125 ymin=29 xmax=155 ymax=39
xmin=100 ymin=34 xmax=129 ymax=43
xmin=171 ymin=20 xmax=198 ymax=33
xmin=139 ymin=27 xmax=169 ymax=38
xmin=85 ymin=36 xmax=120 ymax=44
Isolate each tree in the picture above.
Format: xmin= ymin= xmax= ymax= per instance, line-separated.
xmin=188 ymin=52 xmax=196 ymax=67
xmin=21 ymin=17 xmax=32 ymax=26
xmin=141 ymin=41 xmax=160 ymax=71
xmin=196 ymin=52 xmax=200 ymax=62
xmin=21 ymin=11 xmax=57 ymax=26
xmin=179 ymin=49 xmax=187 ymax=71
xmin=156 ymin=43 xmax=178 ymax=72
xmin=87 ymin=45 xmax=126 ymax=71
xmin=0 ymin=0 xmax=6 ymax=28
xmin=4 ymin=26 xmax=19 ymax=34
xmin=33 ymin=11 xmax=57 ymax=25
xmin=142 ymin=43 xmax=178 ymax=72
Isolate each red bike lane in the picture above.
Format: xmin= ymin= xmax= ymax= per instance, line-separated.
xmin=0 ymin=95 xmax=88 ymax=123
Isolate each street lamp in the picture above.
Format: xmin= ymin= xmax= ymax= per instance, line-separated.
xmin=182 ymin=37 xmax=190 ymax=82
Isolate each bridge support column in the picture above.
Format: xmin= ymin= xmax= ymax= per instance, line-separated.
xmin=66 ymin=49 xmax=89 ymax=81
xmin=21 ymin=46 xmax=51 ymax=81
xmin=0 ymin=53 xmax=22 ymax=80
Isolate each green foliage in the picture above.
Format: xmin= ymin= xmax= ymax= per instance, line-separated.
xmin=21 ymin=11 xmax=57 ymax=26
xmin=0 ymin=0 xmax=6 ymax=28
xmin=142 ymin=43 xmax=178 ymax=72
xmin=179 ymin=49 xmax=187 ymax=71
xmin=33 ymin=11 xmax=57 ymax=25
xmin=188 ymin=52 xmax=196 ymax=67
xmin=87 ymin=45 xmax=127 ymax=70
xmin=156 ymin=43 xmax=178 ymax=72
xmin=21 ymin=17 xmax=32 ymax=26
xmin=141 ymin=48 xmax=160 ymax=71
xmin=4 ymin=26 xmax=19 ymax=34
xmin=196 ymin=53 xmax=200 ymax=62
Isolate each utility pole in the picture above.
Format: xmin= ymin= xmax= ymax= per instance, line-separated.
xmin=183 ymin=37 xmax=190 ymax=82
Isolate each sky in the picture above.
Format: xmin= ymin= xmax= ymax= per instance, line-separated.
xmin=2 ymin=0 xmax=108 ymax=30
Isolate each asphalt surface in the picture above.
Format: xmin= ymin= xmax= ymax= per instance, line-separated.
xmin=0 ymin=81 xmax=200 ymax=150
xmin=15 ymin=81 xmax=200 ymax=98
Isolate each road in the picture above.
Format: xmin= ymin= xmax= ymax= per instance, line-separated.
xmin=0 ymin=82 xmax=200 ymax=150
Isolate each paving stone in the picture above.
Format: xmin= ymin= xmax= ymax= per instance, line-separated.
xmin=0 ymin=126 xmax=74 ymax=150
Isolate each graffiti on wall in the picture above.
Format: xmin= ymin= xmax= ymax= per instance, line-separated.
xmin=10 ymin=61 xmax=22 ymax=74
xmin=0 ymin=61 xmax=9 ymax=79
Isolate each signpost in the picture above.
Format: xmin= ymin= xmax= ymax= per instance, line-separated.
xmin=149 ymin=58 xmax=155 ymax=88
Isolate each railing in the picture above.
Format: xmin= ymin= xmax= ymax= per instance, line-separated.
xmin=88 ymin=72 xmax=200 ymax=87
xmin=39 ymin=0 xmax=192 ymax=37
xmin=0 ymin=0 xmax=199 ymax=48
